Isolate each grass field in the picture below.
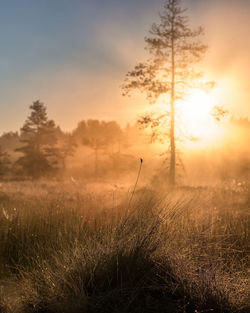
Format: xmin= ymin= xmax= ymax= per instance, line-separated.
xmin=0 ymin=181 xmax=249 ymax=313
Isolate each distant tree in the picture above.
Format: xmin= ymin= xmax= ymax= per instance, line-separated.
xmin=73 ymin=120 xmax=123 ymax=178
xmin=123 ymin=0 xmax=208 ymax=186
xmin=57 ymin=133 xmax=76 ymax=172
xmin=72 ymin=120 xmax=87 ymax=145
xmin=103 ymin=121 xmax=123 ymax=175
xmin=82 ymin=120 xmax=109 ymax=178
xmin=0 ymin=146 xmax=11 ymax=178
xmin=0 ymin=132 xmax=21 ymax=152
xmin=16 ymin=100 xmax=59 ymax=179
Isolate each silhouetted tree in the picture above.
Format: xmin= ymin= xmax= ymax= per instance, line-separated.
xmin=73 ymin=120 xmax=123 ymax=178
xmin=123 ymin=0 xmax=207 ymax=186
xmin=16 ymin=100 xmax=59 ymax=179
xmin=57 ymin=133 xmax=76 ymax=172
xmin=82 ymin=120 xmax=110 ymax=178
xmin=0 ymin=132 xmax=21 ymax=152
xmin=72 ymin=120 xmax=87 ymax=145
xmin=103 ymin=121 xmax=123 ymax=175
xmin=0 ymin=146 xmax=11 ymax=178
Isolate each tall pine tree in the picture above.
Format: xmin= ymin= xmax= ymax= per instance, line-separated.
xmin=16 ymin=100 xmax=58 ymax=179
xmin=123 ymin=0 xmax=207 ymax=186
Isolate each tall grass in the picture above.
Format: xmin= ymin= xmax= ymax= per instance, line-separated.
xmin=0 ymin=182 xmax=249 ymax=312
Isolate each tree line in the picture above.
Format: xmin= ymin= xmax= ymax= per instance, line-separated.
xmin=0 ymin=0 xmax=247 ymax=184
xmin=0 ymin=100 xmax=139 ymax=180
xmin=0 ymin=100 xmax=249 ymax=183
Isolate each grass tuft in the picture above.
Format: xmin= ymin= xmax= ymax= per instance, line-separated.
xmin=0 ymin=182 xmax=249 ymax=312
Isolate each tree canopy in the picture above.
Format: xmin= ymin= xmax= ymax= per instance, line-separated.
xmin=123 ymin=0 xmax=207 ymax=186
xmin=16 ymin=100 xmax=59 ymax=179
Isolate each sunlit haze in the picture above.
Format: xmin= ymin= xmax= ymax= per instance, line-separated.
xmin=0 ymin=0 xmax=249 ymax=134
xmin=177 ymin=89 xmax=224 ymax=146
xmin=0 ymin=3 xmax=249 ymax=311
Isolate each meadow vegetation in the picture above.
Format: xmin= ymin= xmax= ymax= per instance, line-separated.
xmin=0 ymin=181 xmax=249 ymax=313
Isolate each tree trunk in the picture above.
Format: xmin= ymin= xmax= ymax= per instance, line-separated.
xmin=170 ymin=15 xmax=176 ymax=187
xmin=62 ymin=157 xmax=66 ymax=172
xmin=94 ymin=146 xmax=98 ymax=179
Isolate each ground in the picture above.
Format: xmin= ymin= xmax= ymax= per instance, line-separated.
xmin=0 ymin=180 xmax=249 ymax=313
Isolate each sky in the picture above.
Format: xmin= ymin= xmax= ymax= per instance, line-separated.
xmin=0 ymin=0 xmax=249 ymax=134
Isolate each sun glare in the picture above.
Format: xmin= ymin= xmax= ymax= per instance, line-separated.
xmin=177 ymin=89 xmax=216 ymax=140
xmin=181 ymin=89 xmax=214 ymax=121
xmin=155 ymin=88 xmax=225 ymax=147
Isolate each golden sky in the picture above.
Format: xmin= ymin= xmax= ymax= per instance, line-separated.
xmin=0 ymin=0 xmax=249 ymax=134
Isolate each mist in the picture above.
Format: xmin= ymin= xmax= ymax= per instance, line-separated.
xmin=0 ymin=1 xmax=249 ymax=134
xmin=0 ymin=1 xmax=249 ymax=313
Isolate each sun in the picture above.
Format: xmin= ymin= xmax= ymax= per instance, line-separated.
xmin=177 ymin=89 xmax=218 ymax=143
xmin=153 ymin=87 xmax=225 ymax=147
xmin=180 ymin=89 xmax=214 ymax=122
